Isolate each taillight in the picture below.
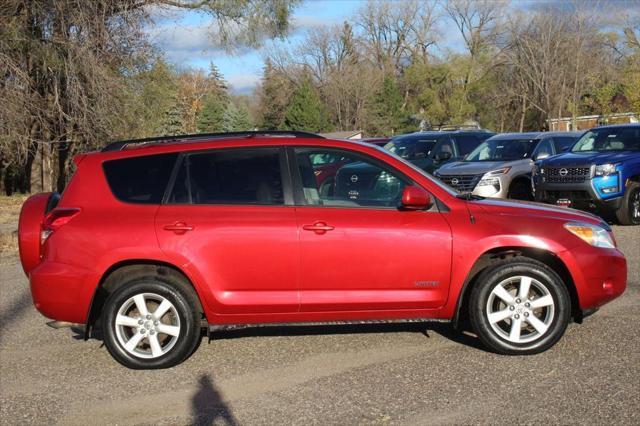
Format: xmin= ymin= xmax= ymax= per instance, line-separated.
xmin=41 ymin=208 xmax=80 ymax=245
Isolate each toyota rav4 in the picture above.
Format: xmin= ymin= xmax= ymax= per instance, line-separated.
xmin=19 ymin=131 xmax=627 ymax=369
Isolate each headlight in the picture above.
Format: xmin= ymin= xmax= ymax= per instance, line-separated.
xmin=594 ymin=163 xmax=618 ymax=177
xmin=476 ymin=167 xmax=509 ymax=187
xmin=477 ymin=177 xmax=500 ymax=187
xmin=564 ymin=222 xmax=615 ymax=248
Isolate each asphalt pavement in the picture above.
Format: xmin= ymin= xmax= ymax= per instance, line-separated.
xmin=0 ymin=226 xmax=638 ymax=425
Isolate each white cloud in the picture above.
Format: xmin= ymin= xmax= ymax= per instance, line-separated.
xmin=227 ymin=74 xmax=261 ymax=93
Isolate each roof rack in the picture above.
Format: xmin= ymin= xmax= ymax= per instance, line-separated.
xmin=101 ymin=130 xmax=324 ymax=152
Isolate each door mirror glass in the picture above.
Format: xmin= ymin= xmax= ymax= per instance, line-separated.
xmin=533 ymin=152 xmax=550 ymax=161
xmin=400 ymin=186 xmax=432 ymax=210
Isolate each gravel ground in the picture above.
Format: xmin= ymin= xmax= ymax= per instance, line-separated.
xmin=0 ymin=226 xmax=638 ymax=425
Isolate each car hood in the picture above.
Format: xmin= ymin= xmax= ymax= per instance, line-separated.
xmin=544 ymin=151 xmax=637 ymax=166
xmin=470 ymin=197 xmax=604 ymax=225
xmin=436 ymin=159 xmax=529 ymax=176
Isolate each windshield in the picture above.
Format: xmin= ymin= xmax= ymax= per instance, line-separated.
xmin=384 ymin=138 xmax=437 ymax=160
xmin=571 ymin=127 xmax=640 ymax=152
xmin=465 ymin=138 xmax=538 ymax=161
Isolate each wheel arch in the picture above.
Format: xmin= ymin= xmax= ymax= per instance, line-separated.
xmin=84 ymin=260 xmax=207 ymax=339
xmin=452 ymin=246 xmax=580 ymax=328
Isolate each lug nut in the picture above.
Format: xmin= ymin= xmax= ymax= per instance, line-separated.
xmin=515 ymin=298 xmax=521 ymax=304
xmin=514 ymin=314 xmax=520 ymax=319
xmin=140 ymin=329 xmax=146 ymax=334
xmin=138 ymin=319 xmax=144 ymax=325
xmin=524 ymin=312 xmax=529 ymax=317
xmin=509 ymin=306 xmax=515 ymax=311
xmin=146 ymin=314 xmax=152 ymax=320
xmin=525 ymin=302 xmax=530 ymax=308
xmin=149 ymin=330 xmax=155 ymax=335
xmin=153 ymin=321 xmax=159 ymax=326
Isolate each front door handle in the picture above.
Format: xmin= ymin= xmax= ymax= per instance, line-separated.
xmin=302 ymin=221 xmax=334 ymax=235
xmin=163 ymin=222 xmax=194 ymax=234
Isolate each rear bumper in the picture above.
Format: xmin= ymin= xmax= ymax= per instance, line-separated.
xmin=29 ymin=261 xmax=97 ymax=324
xmin=558 ymin=245 xmax=627 ymax=311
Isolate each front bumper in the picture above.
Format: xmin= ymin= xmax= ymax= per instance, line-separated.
xmin=535 ymin=178 xmax=623 ymax=212
xmin=558 ymin=245 xmax=627 ymax=311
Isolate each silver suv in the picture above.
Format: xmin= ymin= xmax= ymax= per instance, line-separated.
xmin=434 ymin=132 xmax=581 ymax=199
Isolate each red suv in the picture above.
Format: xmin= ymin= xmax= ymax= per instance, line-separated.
xmin=19 ymin=131 xmax=627 ymax=369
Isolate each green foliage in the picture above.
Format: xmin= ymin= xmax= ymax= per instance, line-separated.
xmin=223 ymin=102 xmax=253 ymax=131
xmin=259 ymin=60 xmax=291 ymax=130
xmin=367 ymin=75 xmax=408 ymax=135
xmin=196 ymin=64 xmax=229 ymax=133
xmin=161 ymin=97 xmax=184 ymax=136
xmin=283 ymin=81 xmax=331 ymax=132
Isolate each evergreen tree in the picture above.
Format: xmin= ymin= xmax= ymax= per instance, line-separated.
xmin=160 ymin=96 xmax=183 ymax=136
xmin=258 ymin=59 xmax=291 ymax=129
xmin=367 ymin=75 xmax=406 ymax=136
xmin=283 ymin=80 xmax=331 ymax=132
xmin=223 ymin=102 xmax=253 ymax=131
xmin=197 ymin=94 xmax=227 ymax=132
xmin=196 ymin=62 xmax=229 ymax=133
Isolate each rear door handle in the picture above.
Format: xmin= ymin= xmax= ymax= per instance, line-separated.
xmin=302 ymin=222 xmax=334 ymax=235
xmin=163 ymin=222 xmax=194 ymax=234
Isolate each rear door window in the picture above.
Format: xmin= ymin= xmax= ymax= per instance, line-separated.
xmin=103 ymin=153 xmax=178 ymax=204
xmin=452 ymin=134 xmax=480 ymax=156
xmin=169 ymin=148 xmax=285 ymax=205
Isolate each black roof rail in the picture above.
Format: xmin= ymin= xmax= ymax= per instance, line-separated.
xmin=101 ymin=130 xmax=324 ymax=152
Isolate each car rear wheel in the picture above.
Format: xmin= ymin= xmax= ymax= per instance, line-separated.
xmin=615 ymin=181 xmax=640 ymax=226
xmin=102 ymin=278 xmax=201 ymax=369
xmin=469 ymin=258 xmax=571 ymax=355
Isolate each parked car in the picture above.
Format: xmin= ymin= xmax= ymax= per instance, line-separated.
xmin=362 ymin=137 xmax=391 ymax=147
xmin=383 ymin=130 xmax=495 ymax=174
xmin=534 ymin=124 xmax=640 ymax=225
xmin=435 ymin=132 xmax=581 ymax=200
xmin=19 ymin=130 xmax=626 ymax=369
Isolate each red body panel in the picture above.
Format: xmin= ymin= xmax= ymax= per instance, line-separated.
xmin=21 ymin=137 xmax=627 ymax=326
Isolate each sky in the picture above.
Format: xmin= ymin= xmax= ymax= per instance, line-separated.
xmin=147 ymin=0 xmax=366 ymax=93
xmin=146 ymin=0 xmax=639 ymax=94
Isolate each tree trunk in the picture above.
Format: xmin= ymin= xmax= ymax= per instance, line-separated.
xmin=56 ymin=142 xmax=70 ymax=193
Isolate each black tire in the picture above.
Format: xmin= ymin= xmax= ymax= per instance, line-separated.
xmin=507 ymin=179 xmax=533 ymax=200
xmin=615 ymin=181 xmax=640 ymax=226
xmin=469 ymin=258 xmax=571 ymax=355
xmin=102 ymin=277 xmax=201 ymax=369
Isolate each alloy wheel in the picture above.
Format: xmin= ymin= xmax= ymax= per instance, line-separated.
xmin=486 ymin=276 xmax=555 ymax=344
xmin=114 ymin=292 xmax=181 ymax=359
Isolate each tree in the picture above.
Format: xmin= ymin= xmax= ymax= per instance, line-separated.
xmin=283 ymin=81 xmax=331 ymax=132
xmin=196 ymin=63 xmax=229 ymax=132
xmin=0 ymin=0 xmax=300 ymax=194
xmin=222 ymin=102 xmax=253 ymax=131
xmin=257 ymin=59 xmax=291 ymax=129
xmin=367 ymin=76 xmax=407 ymax=136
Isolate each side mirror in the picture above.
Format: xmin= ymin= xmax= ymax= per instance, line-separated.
xmin=434 ymin=151 xmax=452 ymax=162
xmin=533 ymin=152 xmax=550 ymax=161
xmin=561 ymin=146 xmax=570 ymax=152
xmin=400 ymin=186 xmax=432 ymax=210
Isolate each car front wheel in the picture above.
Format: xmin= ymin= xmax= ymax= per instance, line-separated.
xmin=470 ymin=258 xmax=571 ymax=355
xmin=102 ymin=278 xmax=201 ymax=369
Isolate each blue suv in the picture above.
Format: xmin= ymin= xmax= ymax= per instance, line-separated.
xmin=533 ymin=124 xmax=640 ymax=225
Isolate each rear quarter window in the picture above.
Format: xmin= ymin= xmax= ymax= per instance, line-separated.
xmin=103 ymin=153 xmax=178 ymax=204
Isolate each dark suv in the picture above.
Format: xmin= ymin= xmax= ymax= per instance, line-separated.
xmin=383 ymin=130 xmax=495 ymax=174
xmin=19 ymin=131 xmax=626 ymax=369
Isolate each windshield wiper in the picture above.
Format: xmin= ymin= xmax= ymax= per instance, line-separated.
xmin=456 ymin=192 xmax=485 ymax=200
